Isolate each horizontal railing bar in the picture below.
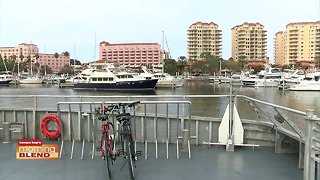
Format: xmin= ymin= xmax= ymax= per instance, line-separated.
xmin=57 ymin=101 xmax=192 ymax=105
xmin=0 ymin=95 xmax=230 ymax=98
xmin=236 ymin=95 xmax=306 ymax=116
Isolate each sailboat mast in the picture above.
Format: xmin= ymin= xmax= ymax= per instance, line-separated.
xmin=73 ymin=44 xmax=76 ymax=75
xmin=161 ymin=31 xmax=164 ymax=73
xmin=94 ymin=30 xmax=96 ymax=60
xmin=29 ymin=41 xmax=33 ymax=76
xmin=44 ymin=44 xmax=47 ymax=76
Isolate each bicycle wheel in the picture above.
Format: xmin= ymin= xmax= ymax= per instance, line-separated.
xmin=104 ymin=134 xmax=112 ymax=179
xmin=125 ymin=137 xmax=135 ymax=180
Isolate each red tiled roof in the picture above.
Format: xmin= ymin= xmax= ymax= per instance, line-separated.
xmin=189 ymin=21 xmax=218 ymax=28
xmin=231 ymin=22 xmax=264 ymax=30
xmin=286 ymin=21 xmax=320 ymax=28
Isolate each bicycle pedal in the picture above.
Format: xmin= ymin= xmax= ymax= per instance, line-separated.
xmin=136 ymin=151 xmax=143 ymax=156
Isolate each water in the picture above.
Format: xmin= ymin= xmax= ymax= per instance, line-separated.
xmin=0 ymin=81 xmax=319 ymax=117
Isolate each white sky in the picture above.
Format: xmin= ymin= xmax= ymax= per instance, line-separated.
xmin=0 ymin=0 xmax=319 ymax=63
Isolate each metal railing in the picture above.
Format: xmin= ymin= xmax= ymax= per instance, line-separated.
xmin=56 ymin=100 xmax=192 ymax=160
xmin=304 ymin=110 xmax=320 ymax=180
xmin=1 ymin=94 xmax=319 ymax=177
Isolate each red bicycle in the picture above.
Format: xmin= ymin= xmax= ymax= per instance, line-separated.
xmin=97 ymin=101 xmax=141 ymax=180
xmin=98 ymin=106 xmax=116 ymax=179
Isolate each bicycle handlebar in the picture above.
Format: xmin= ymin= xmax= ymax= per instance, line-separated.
xmin=118 ymin=101 xmax=140 ymax=108
xmin=98 ymin=101 xmax=140 ymax=121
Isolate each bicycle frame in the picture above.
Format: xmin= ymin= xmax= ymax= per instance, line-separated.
xmin=97 ymin=101 xmax=140 ymax=180
xmin=100 ymin=123 xmax=113 ymax=157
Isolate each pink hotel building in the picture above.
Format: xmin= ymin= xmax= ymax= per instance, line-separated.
xmin=99 ymin=41 xmax=162 ymax=67
xmin=0 ymin=43 xmax=70 ymax=73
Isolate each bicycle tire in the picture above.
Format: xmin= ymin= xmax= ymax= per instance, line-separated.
xmin=125 ymin=137 xmax=135 ymax=180
xmin=104 ymin=133 xmax=112 ymax=179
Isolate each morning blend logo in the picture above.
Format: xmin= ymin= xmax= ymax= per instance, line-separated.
xmin=16 ymin=139 xmax=59 ymax=160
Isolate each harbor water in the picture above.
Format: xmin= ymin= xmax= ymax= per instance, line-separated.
xmin=0 ymin=81 xmax=319 ymax=117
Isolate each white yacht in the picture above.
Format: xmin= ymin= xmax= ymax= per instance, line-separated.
xmin=153 ymin=72 xmax=185 ymax=88
xmin=288 ymin=75 xmax=320 ymax=91
xmin=242 ymin=68 xmax=282 ymax=87
xmin=73 ymin=68 xmax=157 ymax=91
xmin=18 ymin=76 xmax=43 ymax=84
xmin=135 ymin=66 xmax=184 ymax=88
xmin=65 ymin=76 xmax=87 ymax=84
xmin=0 ymin=73 xmax=13 ymax=85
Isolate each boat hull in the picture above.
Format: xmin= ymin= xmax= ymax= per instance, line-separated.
xmin=156 ymin=79 xmax=185 ymax=88
xmin=0 ymin=80 xmax=12 ymax=85
xmin=73 ymin=79 xmax=157 ymax=90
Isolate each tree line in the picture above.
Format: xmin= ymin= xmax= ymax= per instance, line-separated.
xmin=164 ymin=53 xmax=320 ymax=76
xmin=164 ymin=54 xmax=253 ymax=75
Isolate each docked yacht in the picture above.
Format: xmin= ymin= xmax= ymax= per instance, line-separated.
xmin=65 ymin=76 xmax=87 ymax=84
xmin=18 ymin=76 xmax=43 ymax=84
xmin=242 ymin=68 xmax=282 ymax=87
xmin=153 ymin=72 xmax=185 ymax=88
xmin=73 ymin=68 xmax=157 ymax=90
xmin=288 ymin=75 xmax=320 ymax=91
xmin=134 ymin=66 xmax=184 ymax=88
xmin=0 ymin=73 xmax=13 ymax=85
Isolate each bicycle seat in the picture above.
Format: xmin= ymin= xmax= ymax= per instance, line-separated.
xmin=116 ymin=113 xmax=131 ymax=122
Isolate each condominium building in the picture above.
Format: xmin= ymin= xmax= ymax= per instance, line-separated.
xmin=0 ymin=43 xmax=70 ymax=73
xmin=274 ymin=21 xmax=320 ymax=66
xmin=274 ymin=31 xmax=286 ymax=66
xmin=231 ymin=22 xmax=267 ymax=61
xmin=187 ymin=22 xmax=222 ymax=61
xmin=99 ymin=41 xmax=162 ymax=67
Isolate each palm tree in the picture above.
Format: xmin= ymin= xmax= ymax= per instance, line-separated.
xmin=34 ymin=54 xmax=40 ymax=75
xmin=63 ymin=51 xmax=70 ymax=57
xmin=54 ymin=52 xmax=59 ymax=59
xmin=18 ymin=53 xmax=24 ymax=76
xmin=177 ymin=56 xmax=187 ymax=75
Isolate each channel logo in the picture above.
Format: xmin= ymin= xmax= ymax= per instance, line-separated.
xmin=16 ymin=139 xmax=59 ymax=160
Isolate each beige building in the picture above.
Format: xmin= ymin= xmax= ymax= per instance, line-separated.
xmin=0 ymin=43 xmax=70 ymax=73
xmin=187 ymin=22 xmax=222 ymax=61
xmin=274 ymin=31 xmax=286 ymax=66
xmin=274 ymin=21 xmax=320 ymax=66
xmin=231 ymin=22 xmax=267 ymax=61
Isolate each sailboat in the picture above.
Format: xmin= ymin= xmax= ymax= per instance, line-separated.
xmin=18 ymin=45 xmax=43 ymax=84
xmin=0 ymin=57 xmax=13 ymax=85
xmin=153 ymin=31 xmax=185 ymax=88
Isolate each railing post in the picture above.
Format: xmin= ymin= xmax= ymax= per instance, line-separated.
xmin=182 ymin=129 xmax=189 ymax=152
xmin=226 ymin=84 xmax=234 ymax=152
xmin=2 ymin=122 xmax=11 ymax=143
xmin=304 ymin=109 xmax=317 ymax=180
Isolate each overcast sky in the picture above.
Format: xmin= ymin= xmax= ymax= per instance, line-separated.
xmin=0 ymin=0 xmax=319 ymax=63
